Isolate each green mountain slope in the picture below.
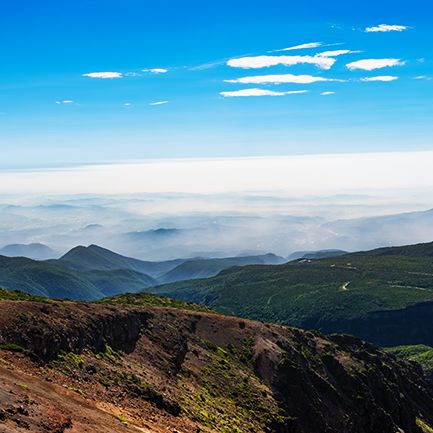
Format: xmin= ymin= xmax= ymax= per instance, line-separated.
xmin=354 ymin=241 xmax=433 ymax=258
xmin=151 ymin=241 xmax=433 ymax=346
xmin=160 ymin=253 xmax=285 ymax=283
xmin=386 ymin=345 xmax=433 ymax=374
xmin=58 ymin=244 xmax=185 ymax=277
xmin=82 ymin=269 xmax=157 ymax=297
xmin=0 ymin=255 xmax=104 ymax=300
xmin=288 ymin=249 xmax=347 ymax=260
xmin=0 ymin=254 xmax=156 ymax=300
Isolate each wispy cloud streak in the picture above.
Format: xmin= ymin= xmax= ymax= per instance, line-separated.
xmin=220 ymin=88 xmax=307 ymax=97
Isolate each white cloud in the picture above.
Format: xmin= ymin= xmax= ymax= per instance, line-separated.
xmin=414 ymin=75 xmax=432 ymax=80
xmin=82 ymin=72 xmax=123 ymax=79
xmin=361 ymin=76 xmax=398 ymax=82
xmin=220 ymin=88 xmax=308 ymax=97
xmin=225 ymin=74 xmax=341 ymax=85
xmin=143 ymin=68 xmax=168 ymax=74
xmin=4 ymin=152 xmax=433 ymax=195
xmin=227 ymin=55 xmax=336 ymax=70
xmin=365 ymin=24 xmax=408 ymax=33
xmin=55 ymin=100 xmax=74 ymax=105
xmin=321 ymin=91 xmax=335 ymax=95
xmin=276 ymin=42 xmax=322 ymax=52
xmin=317 ymin=50 xmax=360 ymax=57
xmin=149 ymin=101 xmax=168 ymax=106
xmin=123 ymin=102 xmax=132 ymax=107
xmin=346 ymin=58 xmax=405 ymax=71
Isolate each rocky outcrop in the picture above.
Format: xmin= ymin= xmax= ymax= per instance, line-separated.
xmin=1 ymin=297 xmax=433 ymax=433
xmin=0 ymin=301 xmax=151 ymax=361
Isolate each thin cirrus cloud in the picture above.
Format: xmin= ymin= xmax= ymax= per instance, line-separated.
xmin=361 ymin=76 xmax=398 ymax=82
xmin=227 ymin=55 xmax=336 ymax=70
xmin=346 ymin=58 xmax=405 ymax=71
xmin=55 ymin=100 xmax=74 ymax=105
xmin=220 ymin=88 xmax=308 ymax=97
xmin=82 ymin=72 xmax=123 ymax=79
xmin=317 ymin=49 xmax=360 ymax=57
xmin=321 ymin=91 xmax=335 ymax=95
xmin=365 ymin=24 xmax=408 ymax=33
xmin=275 ymin=42 xmax=322 ymax=52
xmin=225 ymin=74 xmax=342 ymax=85
xmin=149 ymin=101 xmax=169 ymax=106
xmin=142 ymin=68 xmax=168 ymax=74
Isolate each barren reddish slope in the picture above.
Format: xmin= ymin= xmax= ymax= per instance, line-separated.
xmin=1 ymin=294 xmax=433 ymax=433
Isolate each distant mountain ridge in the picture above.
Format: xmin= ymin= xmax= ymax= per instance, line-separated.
xmin=59 ymin=244 xmax=185 ymax=278
xmin=160 ymin=253 xmax=286 ymax=283
xmin=0 ymin=254 xmax=157 ymax=300
xmin=0 ymin=243 xmax=58 ymax=260
xmin=0 ymin=244 xmax=286 ymax=300
xmin=288 ymin=249 xmax=348 ymax=261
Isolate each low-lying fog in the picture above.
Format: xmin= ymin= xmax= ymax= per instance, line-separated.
xmin=1 ymin=191 xmax=433 ymax=260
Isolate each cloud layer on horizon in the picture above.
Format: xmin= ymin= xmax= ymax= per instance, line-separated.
xmin=4 ymin=151 xmax=433 ymax=196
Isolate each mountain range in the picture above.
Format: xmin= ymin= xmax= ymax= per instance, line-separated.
xmin=0 ymin=244 xmax=286 ymax=300
xmin=6 ymin=240 xmax=433 ymax=349
xmin=0 ymin=243 xmax=58 ymax=260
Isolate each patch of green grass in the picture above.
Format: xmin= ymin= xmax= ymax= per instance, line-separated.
xmin=180 ymin=340 xmax=286 ymax=433
xmin=116 ymin=414 xmax=128 ymax=426
xmin=385 ymin=345 xmax=433 ymax=371
xmin=96 ymin=343 xmax=123 ymax=365
xmin=51 ymin=351 xmax=87 ymax=375
xmin=99 ymin=291 xmax=212 ymax=312
xmin=417 ymin=417 xmax=433 ymax=433
xmin=68 ymin=386 xmax=85 ymax=396
xmin=0 ymin=288 xmax=49 ymax=302
xmin=0 ymin=343 xmax=29 ymax=354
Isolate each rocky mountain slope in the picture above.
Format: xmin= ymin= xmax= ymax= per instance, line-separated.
xmin=1 ymin=289 xmax=433 ymax=433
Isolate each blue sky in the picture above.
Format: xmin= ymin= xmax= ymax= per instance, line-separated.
xmin=1 ymin=0 xmax=433 ymax=169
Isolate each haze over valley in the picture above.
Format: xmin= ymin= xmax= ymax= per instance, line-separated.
xmin=3 ymin=191 xmax=433 ymax=261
